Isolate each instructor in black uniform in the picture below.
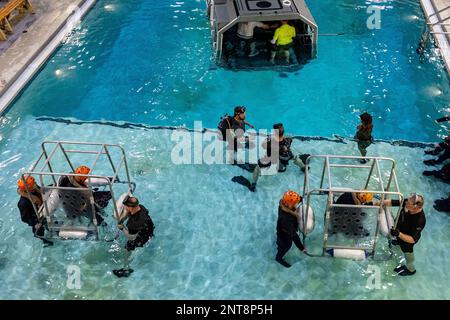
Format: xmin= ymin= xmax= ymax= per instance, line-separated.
xmin=375 ymin=193 xmax=426 ymax=276
xmin=114 ymin=196 xmax=155 ymax=277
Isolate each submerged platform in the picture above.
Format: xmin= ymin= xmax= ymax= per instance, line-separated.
xmin=0 ymin=117 xmax=448 ymax=299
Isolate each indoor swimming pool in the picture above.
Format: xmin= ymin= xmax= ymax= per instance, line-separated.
xmin=0 ymin=0 xmax=449 ymax=299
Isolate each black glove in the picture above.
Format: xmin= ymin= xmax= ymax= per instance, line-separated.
xmin=390 ymin=228 xmax=399 ymax=237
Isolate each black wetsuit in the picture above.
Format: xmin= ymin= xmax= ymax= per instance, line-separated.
xmin=231 ymin=118 xmax=246 ymax=133
xmin=423 ymin=163 xmax=450 ymax=183
xmin=276 ymin=206 xmax=304 ymax=261
xmin=391 ymin=200 xmax=426 ymax=253
xmin=18 ymin=191 xmax=52 ymax=245
xmin=434 ymin=194 xmax=450 ymax=213
xmin=425 ymin=137 xmax=450 ymax=165
xmin=125 ymin=205 xmax=155 ymax=251
xmin=335 ymin=193 xmax=355 ymax=205
xmin=259 ymin=137 xmax=294 ymax=171
xmin=230 ymin=117 xmax=247 ymax=154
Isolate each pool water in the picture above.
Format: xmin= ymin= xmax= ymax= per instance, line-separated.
xmin=0 ymin=0 xmax=449 ymax=299
xmin=0 ymin=118 xmax=449 ymax=299
xmin=4 ymin=0 xmax=449 ymax=141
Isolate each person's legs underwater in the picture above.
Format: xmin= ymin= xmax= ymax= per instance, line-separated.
xmin=269 ymin=49 xmax=277 ymax=64
xmin=292 ymin=233 xmax=305 ymax=252
xmin=33 ymin=223 xmax=53 ymax=246
xmin=404 ymin=252 xmax=416 ymax=273
xmin=276 ymin=232 xmax=293 ymax=268
xmin=248 ymin=41 xmax=259 ymax=57
xmin=283 ymin=48 xmax=290 ymax=63
xmin=357 ymin=140 xmax=371 ymax=163
xmin=293 ymin=154 xmax=308 ymax=172
xmin=395 ymin=244 xmax=416 ymax=276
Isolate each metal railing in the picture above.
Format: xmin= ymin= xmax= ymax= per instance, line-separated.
xmin=19 ymin=141 xmax=136 ymax=241
xmin=301 ymin=155 xmax=403 ymax=259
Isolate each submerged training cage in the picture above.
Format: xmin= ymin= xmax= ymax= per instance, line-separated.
xmin=206 ymin=0 xmax=318 ymax=70
xmin=300 ymin=155 xmax=404 ymax=260
xmin=20 ymin=141 xmax=136 ymax=242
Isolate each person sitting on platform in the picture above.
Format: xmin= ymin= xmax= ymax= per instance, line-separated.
xmin=58 ymin=165 xmax=111 ymax=225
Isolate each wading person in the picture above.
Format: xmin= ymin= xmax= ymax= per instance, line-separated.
xmin=275 ymin=190 xmax=307 ymax=268
xmin=374 ymin=193 xmax=426 ymax=276
xmin=355 ymin=112 xmax=373 ymax=163
xmin=113 ymin=196 xmax=155 ymax=278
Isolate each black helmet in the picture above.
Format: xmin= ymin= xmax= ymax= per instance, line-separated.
xmin=360 ymin=112 xmax=373 ymax=124
xmin=123 ymin=195 xmax=139 ymax=207
xmin=234 ymin=106 xmax=246 ymax=115
xmin=273 ymin=123 xmax=284 ymax=130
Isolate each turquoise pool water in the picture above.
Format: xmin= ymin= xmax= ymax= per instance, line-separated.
xmin=4 ymin=0 xmax=449 ymax=141
xmin=0 ymin=0 xmax=449 ymax=299
xmin=0 ymin=119 xmax=449 ymax=299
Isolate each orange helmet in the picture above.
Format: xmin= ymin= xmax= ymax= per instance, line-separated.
xmin=74 ymin=165 xmax=90 ymax=182
xmin=356 ymin=192 xmax=373 ymax=204
xmin=282 ymin=190 xmax=302 ymax=208
xmin=17 ymin=176 xmax=36 ymax=192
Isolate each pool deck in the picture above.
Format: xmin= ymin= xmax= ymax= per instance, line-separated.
xmin=0 ymin=0 xmax=96 ymax=115
xmin=420 ymin=0 xmax=450 ymax=75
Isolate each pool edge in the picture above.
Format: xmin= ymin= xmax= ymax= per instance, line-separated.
xmin=420 ymin=0 xmax=450 ymax=76
xmin=0 ymin=0 xmax=98 ymax=116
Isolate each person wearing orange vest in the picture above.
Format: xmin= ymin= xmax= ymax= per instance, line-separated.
xmin=58 ymin=165 xmax=110 ymax=226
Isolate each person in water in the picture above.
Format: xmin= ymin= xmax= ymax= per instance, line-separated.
xmin=423 ymin=162 xmax=450 ymax=183
xmin=269 ymin=20 xmax=296 ymax=64
xmin=355 ymin=112 xmax=374 ymax=163
xmin=236 ymin=21 xmax=273 ymax=57
xmin=433 ymin=194 xmax=450 ymax=213
xmin=221 ymin=106 xmax=255 ymax=163
xmin=276 ymin=190 xmax=307 ymax=268
xmin=249 ymin=123 xmax=307 ymax=191
xmin=114 ymin=196 xmax=155 ymax=278
xmin=373 ymin=193 xmax=426 ymax=276
xmin=58 ymin=165 xmax=111 ymax=225
xmin=423 ymin=136 xmax=450 ymax=166
xmin=17 ymin=176 xmax=53 ymax=246
xmin=332 ymin=191 xmax=373 ymax=237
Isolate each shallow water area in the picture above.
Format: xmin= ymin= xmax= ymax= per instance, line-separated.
xmin=0 ymin=118 xmax=448 ymax=299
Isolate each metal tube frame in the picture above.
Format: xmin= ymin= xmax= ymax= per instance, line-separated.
xmin=302 ymin=155 xmax=402 ymax=260
xmin=23 ymin=141 xmax=135 ymax=241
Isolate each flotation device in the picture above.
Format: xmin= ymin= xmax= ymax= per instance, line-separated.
xmin=326 ymin=248 xmax=368 ymax=260
xmin=58 ymin=229 xmax=88 ymax=240
xmin=39 ymin=188 xmax=61 ymax=218
xmin=298 ymin=204 xmax=315 ymax=235
xmin=378 ymin=207 xmax=394 ymax=237
xmin=114 ymin=193 xmax=129 ymax=222
xmin=86 ymin=177 xmax=112 ymax=187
